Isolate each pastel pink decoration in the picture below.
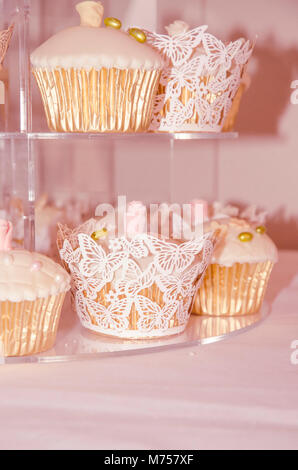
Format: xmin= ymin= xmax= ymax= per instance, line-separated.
xmin=126 ymin=201 xmax=147 ymax=238
xmin=191 ymin=200 xmax=209 ymax=224
xmin=0 ymin=220 xmax=12 ymax=251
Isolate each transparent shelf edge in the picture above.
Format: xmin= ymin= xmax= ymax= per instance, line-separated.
xmin=0 ymin=131 xmax=239 ymax=141
xmin=0 ymin=302 xmax=270 ymax=365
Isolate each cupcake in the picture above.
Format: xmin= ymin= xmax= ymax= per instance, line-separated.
xmin=146 ymin=21 xmax=253 ymax=132
xmin=58 ymin=201 xmax=217 ymax=339
xmin=31 ymin=1 xmax=163 ymax=133
xmin=192 ymin=204 xmax=278 ymax=316
xmin=0 ymin=220 xmax=71 ymax=356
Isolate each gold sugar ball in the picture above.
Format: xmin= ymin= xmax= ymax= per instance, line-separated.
xmin=238 ymin=232 xmax=253 ymax=242
xmin=256 ymin=225 xmax=266 ymax=234
xmin=128 ymin=27 xmax=147 ymax=43
xmin=91 ymin=228 xmax=108 ymax=241
xmin=104 ymin=17 xmax=122 ymax=29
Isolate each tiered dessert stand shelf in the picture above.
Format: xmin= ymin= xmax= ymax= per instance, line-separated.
xmin=0 ymin=0 xmax=267 ymax=364
xmin=2 ymin=300 xmax=270 ymax=364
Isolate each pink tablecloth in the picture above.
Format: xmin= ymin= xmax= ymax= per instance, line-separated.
xmin=0 ymin=250 xmax=297 ymax=450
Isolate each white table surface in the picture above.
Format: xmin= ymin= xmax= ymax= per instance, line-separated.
xmin=0 ymin=250 xmax=297 ymax=450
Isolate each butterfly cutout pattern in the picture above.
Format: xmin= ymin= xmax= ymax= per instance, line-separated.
xmin=78 ymin=233 xmax=127 ymax=280
xmin=0 ymin=24 xmax=14 ymax=66
xmin=109 ymin=236 xmax=149 ymax=259
xmin=177 ymin=287 xmax=196 ymax=324
xmin=146 ymin=26 xmax=208 ymax=67
xmin=59 ymin=231 xmax=216 ymax=338
xmin=156 ymin=264 xmax=201 ymax=302
xmin=147 ymin=25 xmax=253 ymax=132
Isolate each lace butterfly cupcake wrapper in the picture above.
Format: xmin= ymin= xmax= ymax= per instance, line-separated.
xmin=58 ymin=227 xmax=216 ymax=339
xmin=146 ymin=26 xmax=254 ymax=132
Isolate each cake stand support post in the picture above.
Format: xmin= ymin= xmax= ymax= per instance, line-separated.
xmin=169 ymin=137 xmax=175 ymax=204
xmin=18 ymin=0 xmax=31 ymax=133
xmin=0 ymin=139 xmax=10 ymax=215
xmin=213 ymin=141 xmax=220 ymax=202
xmin=10 ymin=136 xmax=35 ymax=250
xmin=24 ymin=136 xmax=35 ymax=250
xmin=110 ymin=139 xmax=116 ymax=208
xmin=17 ymin=0 xmax=35 ymax=250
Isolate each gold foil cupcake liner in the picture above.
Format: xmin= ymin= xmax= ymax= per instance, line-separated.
xmin=156 ymin=75 xmax=241 ymax=131
xmin=32 ymin=67 xmax=161 ymax=133
xmin=192 ymin=261 xmax=274 ymax=316
xmin=75 ymin=282 xmax=197 ymax=339
xmin=0 ymin=293 xmax=66 ymax=356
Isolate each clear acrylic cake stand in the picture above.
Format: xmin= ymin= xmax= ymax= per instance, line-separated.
xmin=1 ymin=301 xmax=270 ymax=364
xmin=0 ymin=1 xmax=266 ymax=365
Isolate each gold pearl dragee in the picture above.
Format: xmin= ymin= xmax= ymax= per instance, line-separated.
xmin=128 ymin=27 xmax=147 ymax=43
xmin=91 ymin=228 xmax=108 ymax=241
xmin=104 ymin=17 xmax=122 ymax=29
xmin=238 ymin=232 xmax=253 ymax=242
xmin=256 ymin=225 xmax=266 ymax=234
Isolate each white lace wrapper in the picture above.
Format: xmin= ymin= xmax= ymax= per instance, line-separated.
xmin=145 ymin=26 xmax=253 ymax=132
xmin=58 ymin=229 xmax=215 ymax=338
xmin=0 ymin=24 xmax=14 ymax=65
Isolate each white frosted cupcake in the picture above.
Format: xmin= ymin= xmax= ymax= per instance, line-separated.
xmin=0 ymin=220 xmax=70 ymax=356
xmin=31 ymin=1 xmax=163 ymax=133
xmin=192 ymin=204 xmax=278 ymax=316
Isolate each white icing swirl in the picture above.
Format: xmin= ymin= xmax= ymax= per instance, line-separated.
xmin=30 ymin=1 xmax=163 ymax=72
xmin=209 ymin=218 xmax=278 ymax=267
xmin=0 ymin=250 xmax=71 ymax=302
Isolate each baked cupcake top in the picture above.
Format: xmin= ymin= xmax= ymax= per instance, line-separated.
xmin=197 ymin=203 xmax=277 ymax=267
xmin=30 ymin=1 xmax=163 ymax=71
xmin=0 ymin=220 xmax=70 ymax=302
xmin=209 ymin=217 xmax=278 ymax=267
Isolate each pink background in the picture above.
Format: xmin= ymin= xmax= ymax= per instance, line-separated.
xmin=5 ymin=0 xmax=298 ymax=249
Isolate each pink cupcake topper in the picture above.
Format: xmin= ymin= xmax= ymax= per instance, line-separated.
xmin=0 ymin=220 xmax=12 ymax=251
